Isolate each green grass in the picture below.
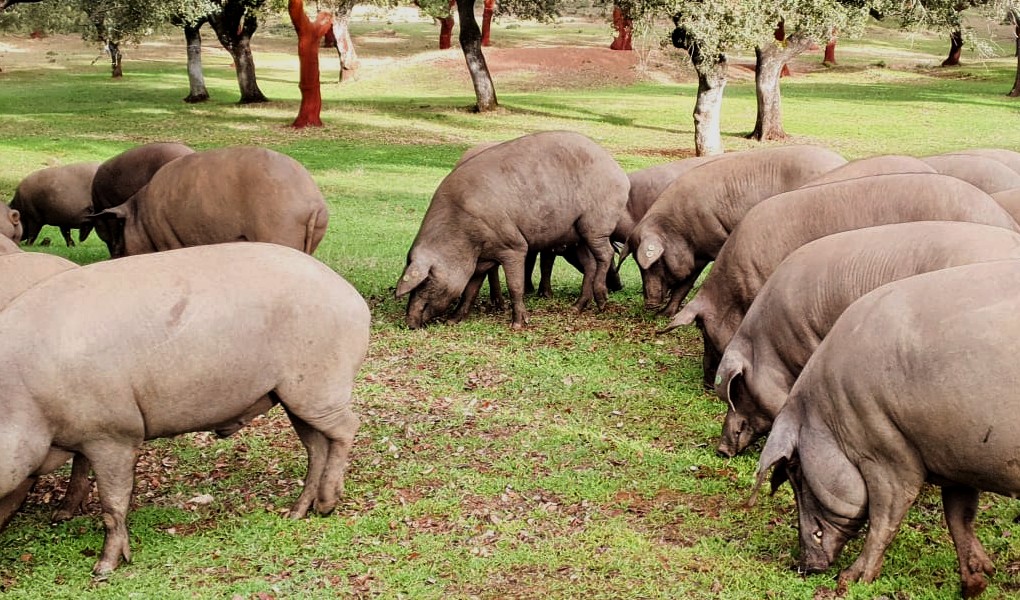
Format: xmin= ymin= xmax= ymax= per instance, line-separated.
xmin=2 ymin=13 xmax=1020 ymax=599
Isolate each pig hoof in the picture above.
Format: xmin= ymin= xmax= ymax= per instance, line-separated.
xmin=51 ymin=509 xmax=75 ymax=523
xmin=961 ymin=574 xmax=989 ymax=599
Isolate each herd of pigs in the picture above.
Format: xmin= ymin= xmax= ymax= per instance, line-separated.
xmin=4 ymin=131 xmax=1020 ymax=596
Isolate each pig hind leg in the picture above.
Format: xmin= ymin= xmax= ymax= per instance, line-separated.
xmin=52 ymin=454 xmax=94 ymax=522
xmin=575 ymin=229 xmax=614 ymax=311
xmin=942 ymin=485 xmax=995 ymax=598
xmin=276 ymin=385 xmax=361 ymax=519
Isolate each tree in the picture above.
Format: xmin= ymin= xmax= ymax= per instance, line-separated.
xmin=175 ymin=13 xmax=210 ymax=102
xmin=1009 ymin=5 xmax=1020 ymax=96
xmin=610 ymin=3 xmax=633 ymax=50
xmin=288 ymin=0 xmax=331 ymax=127
xmin=321 ymin=0 xmax=359 ymax=79
xmin=419 ymin=0 xmax=495 ymax=50
xmin=207 ymin=0 xmax=269 ymax=103
xmin=750 ymin=2 xmax=868 ymax=141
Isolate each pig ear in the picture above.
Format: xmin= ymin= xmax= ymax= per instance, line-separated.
xmin=396 ymin=261 xmax=430 ymax=298
xmin=8 ymin=208 xmax=20 ymax=226
xmin=714 ymin=350 xmax=745 ymax=409
xmin=657 ymin=294 xmax=704 ymax=334
xmin=635 ymin=233 xmax=665 ymax=269
xmin=748 ymin=411 xmax=798 ymax=506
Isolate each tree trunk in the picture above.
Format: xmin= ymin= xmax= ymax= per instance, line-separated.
xmin=457 ymin=0 xmax=497 ymax=112
xmin=439 ymin=0 xmax=456 ymax=50
xmin=183 ymin=22 xmax=210 ymax=103
xmin=109 ymin=41 xmax=122 ymax=78
xmin=692 ymin=59 xmax=727 ymax=156
xmin=609 ymin=4 xmax=632 ymax=51
xmin=289 ymin=0 xmax=332 ymax=128
xmin=1011 ymin=11 xmax=1020 ymax=97
xmin=750 ymin=34 xmax=813 ymax=142
xmin=823 ymin=37 xmax=837 ymax=65
xmin=330 ymin=10 xmax=359 ymax=81
xmin=481 ymin=0 xmax=494 ymax=47
xmin=942 ymin=29 xmax=963 ymax=67
xmin=208 ymin=1 xmax=268 ymax=104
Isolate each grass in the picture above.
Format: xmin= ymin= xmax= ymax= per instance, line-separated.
xmin=2 ymin=11 xmax=1020 ymax=599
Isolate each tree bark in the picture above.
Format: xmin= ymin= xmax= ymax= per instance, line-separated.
xmin=439 ymin=0 xmax=456 ymax=50
xmin=481 ymin=0 xmax=494 ymax=47
xmin=823 ymin=37 xmax=837 ymax=65
xmin=288 ymin=0 xmax=332 ymax=128
xmin=208 ymin=1 xmax=268 ymax=104
xmin=330 ymin=9 xmax=359 ymax=80
xmin=457 ymin=0 xmax=497 ymax=111
xmin=108 ymin=41 xmax=123 ymax=78
xmin=750 ymin=33 xmax=813 ymax=142
xmin=942 ymin=28 xmax=963 ymax=67
xmin=609 ymin=4 xmax=632 ymax=51
xmin=183 ymin=21 xmax=210 ymax=103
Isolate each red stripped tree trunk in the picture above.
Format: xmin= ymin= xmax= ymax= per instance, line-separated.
xmin=288 ymin=0 xmax=333 ymax=128
xmin=942 ymin=29 xmax=963 ymax=66
xmin=609 ymin=4 xmax=632 ymax=51
xmin=823 ymin=37 xmax=837 ymax=65
xmin=481 ymin=0 xmax=494 ymax=47
xmin=439 ymin=0 xmax=456 ymax=49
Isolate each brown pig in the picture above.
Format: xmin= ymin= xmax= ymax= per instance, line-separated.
xmin=921 ymin=152 xmax=1020 ymax=193
xmin=0 ymin=242 xmax=369 ymax=574
xmin=715 ymin=221 xmax=1020 ymax=457
xmin=9 ymin=162 xmax=100 ymax=246
xmin=92 ymin=147 xmax=328 ymax=258
xmin=754 ymin=259 xmax=1020 ymax=598
xmin=90 ymin=142 xmax=194 ymax=254
xmin=397 ymin=131 xmax=630 ymax=329
xmin=628 ymin=145 xmax=846 ymax=315
xmin=665 ymin=173 xmax=1020 ymax=389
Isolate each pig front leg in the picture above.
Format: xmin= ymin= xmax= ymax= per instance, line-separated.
xmin=0 ymin=479 xmax=36 ymax=531
xmin=499 ymin=250 xmax=530 ymax=329
xmin=838 ymin=463 xmax=924 ymax=589
xmin=942 ymin=485 xmax=995 ymax=598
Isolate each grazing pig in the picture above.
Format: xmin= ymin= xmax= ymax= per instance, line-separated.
xmin=9 ymin=162 xmax=100 ymax=246
xmin=0 ymin=242 xmax=369 ymax=574
xmin=628 ymin=145 xmax=846 ymax=315
xmin=0 ymin=199 xmax=22 ymax=245
xmin=754 ymin=259 xmax=1020 ymax=598
xmin=715 ymin=221 xmax=1020 ymax=457
xmin=921 ymin=153 xmax=1020 ymax=193
xmin=397 ymin=130 xmax=630 ymax=329
xmin=665 ymin=173 xmax=1020 ymax=389
xmin=804 ymin=154 xmax=934 ymax=186
xmin=92 ymin=147 xmax=329 ymax=258
xmin=91 ymin=142 xmax=194 ymax=254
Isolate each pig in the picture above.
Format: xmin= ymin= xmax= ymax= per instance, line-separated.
xmin=951 ymin=148 xmax=1020 ymax=175
xmin=0 ymin=203 xmax=21 ymax=244
xmin=92 ymin=147 xmax=329 ymax=258
xmin=396 ymin=130 xmax=630 ymax=330
xmin=664 ymin=173 xmax=1020 ymax=390
xmin=715 ymin=221 xmax=1020 ymax=458
xmin=0 ymin=245 xmax=78 ymax=527
xmin=0 ymin=242 xmax=369 ymax=574
xmin=91 ymin=142 xmax=194 ymax=254
xmin=804 ymin=154 xmax=934 ymax=186
xmin=9 ymin=162 xmax=100 ymax=246
xmin=627 ymin=145 xmax=846 ymax=315
xmin=921 ymin=153 xmax=1020 ymax=193
xmin=754 ymin=259 xmax=1020 ymax=598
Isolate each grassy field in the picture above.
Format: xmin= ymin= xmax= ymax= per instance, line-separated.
xmin=2 ymin=11 xmax=1020 ymax=599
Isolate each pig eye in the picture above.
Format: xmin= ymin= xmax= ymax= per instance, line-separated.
xmin=813 ymin=530 xmax=824 ymax=544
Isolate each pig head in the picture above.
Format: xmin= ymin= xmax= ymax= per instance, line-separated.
xmin=0 ymin=204 xmax=22 ymax=245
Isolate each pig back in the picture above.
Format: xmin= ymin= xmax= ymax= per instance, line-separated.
xmin=131 ymin=147 xmax=327 ymax=253
xmin=0 ymin=251 xmax=77 ymax=307
xmin=426 ymin=131 xmax=628 ymax=249
xmin=789 ymin=259 xmax=1020 ymax=494
xmin=804 ymin=154 xmax=934 ymax=186
xmin=0 ymin=243 xmax=369 ymax=439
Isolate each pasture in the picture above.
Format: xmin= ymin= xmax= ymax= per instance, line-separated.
xmin=2 ymin=11 xmax=1020 ymax=599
